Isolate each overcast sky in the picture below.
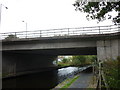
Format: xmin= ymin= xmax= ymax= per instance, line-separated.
xmin=0 ymin=0 xmax=117 ymax=33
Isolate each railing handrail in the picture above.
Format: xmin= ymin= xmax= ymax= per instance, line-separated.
xmin=0 ymin=24 xmax=119 ymax=40
xmin=0 ymin=24 xmax=118 ymax=34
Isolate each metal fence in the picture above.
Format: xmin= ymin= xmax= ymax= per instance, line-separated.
xmin=0 ymin=24 xmax=119 ymax=40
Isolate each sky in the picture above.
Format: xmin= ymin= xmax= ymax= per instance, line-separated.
xmin=0 ymin=0 xmax=117 ymax=33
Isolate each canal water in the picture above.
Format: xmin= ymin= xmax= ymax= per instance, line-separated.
xmin=3 ymin=66 xmax=90 ymax=89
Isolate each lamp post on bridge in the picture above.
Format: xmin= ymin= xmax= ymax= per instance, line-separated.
xmin=0 ymin=4 xmax=8 ymax=90
xmin=0 ymin=4 xmax=8 ymax=40
xmin=0 ymin=4 xmax=8 ymax=29
xmin=22 ymin=20 xmax=27 ymax=38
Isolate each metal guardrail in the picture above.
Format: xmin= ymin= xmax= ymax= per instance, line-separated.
xmin=0 ymin=24 xmax=119 ymax=40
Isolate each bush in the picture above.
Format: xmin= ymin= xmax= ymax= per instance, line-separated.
xmin=5 ymin=34 xmax=19 ymax=40
xmin=71 ymin=55 xmax=96 ymax=66
xmin=103 ymin=58 xmax=120 ymax=89
xmin=58 ymin=55 xmax=96 ymax=67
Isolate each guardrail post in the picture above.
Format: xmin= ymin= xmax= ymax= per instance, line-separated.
xmin=118 ymin=24 xmax=120 ymax=32
xmin=26 ymin=31 xmax=27 ymax=38
xmin=68 ymin=28 xmax=69 ymax=35
xmin=15 ymin=32 xmax=16 ymax=38
xmin=40 ymin=30 xmax=41 ymax=37
xmin=99 ymin=26 xmax=101 ymax=34
xmin=110 ymin=25 xmax=111 ymax=32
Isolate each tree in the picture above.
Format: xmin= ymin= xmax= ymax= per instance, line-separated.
xmin=62 ymin=58 xmax=69 ymax=63
xmin=86 ymin=55 xmax=96 ymax=62
xmin=72 ymin=55 xmax=86 ymax=65
xmin=71 ymin=55 xmax=96 ymax=65
xmin=73 ymin=1 xmax=120 ymax=24
xmin=5 ymin=34 xmax=19 ymax=40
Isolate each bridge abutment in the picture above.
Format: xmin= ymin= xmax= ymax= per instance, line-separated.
xmin=2 ymin=51 xmax=57 ymax=77
xmin=97 ymin=39 xmax=120 ymax=61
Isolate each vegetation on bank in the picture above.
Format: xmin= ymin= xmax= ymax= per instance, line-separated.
xmin=58 ymin=55 xmax=96 ymax=67
xmin=56 ymin=55 xmax=120 ymax=89
xmin=53 ymin=75 xmax=80 ymax=89
xmin=102 ymin=57 xmax=120 ymax=89
xmin=61 ymin=75 xmax=80 ymax=89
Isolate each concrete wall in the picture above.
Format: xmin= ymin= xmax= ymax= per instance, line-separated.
xmin=97 ymin=39 xmax=120 ymax=61
xmin=2 ymin=51 xmax=57 ymax=76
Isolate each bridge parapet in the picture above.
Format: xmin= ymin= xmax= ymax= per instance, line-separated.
xmin=0 ymin=24 xmax=119 ymax=40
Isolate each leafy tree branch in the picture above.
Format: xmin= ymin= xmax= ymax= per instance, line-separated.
xmin=73 ymin=0 xmax=120 ymax=24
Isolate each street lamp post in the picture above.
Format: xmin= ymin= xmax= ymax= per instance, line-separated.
xmin=22 ymin=21 xmax=27 ymax=38
xmin=0 ymin=4 xmax=8 ymax=90
xmin=0 ymin=4 xmax=8 ymax=28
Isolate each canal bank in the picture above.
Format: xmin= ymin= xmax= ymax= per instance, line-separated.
xmin=53 ymin=66 xmax=94 ymax=89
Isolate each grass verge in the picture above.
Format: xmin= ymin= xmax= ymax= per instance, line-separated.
xmin=60 ymin=75 xmax=80 ymax=90
xmin=53 ymin=75 xmax=80 ymax=90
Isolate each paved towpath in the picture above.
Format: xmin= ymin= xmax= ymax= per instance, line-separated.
xmin=68 ymin=72 xmax=93 ymax=89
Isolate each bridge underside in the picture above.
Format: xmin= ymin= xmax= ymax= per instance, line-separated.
xmin=2 ymin=51 xmax=57 ymax=76
xmin=2 ymin=47 xmax=96 ymax=77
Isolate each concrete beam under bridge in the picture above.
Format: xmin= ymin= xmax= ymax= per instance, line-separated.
xmin=2 ymin=38 xmax=96 ymax=51
xmin=3 ymin=47 xmax=97 ymax=55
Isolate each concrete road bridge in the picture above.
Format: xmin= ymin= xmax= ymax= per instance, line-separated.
xmin=0 ymin=24 xmax=120 ymax=77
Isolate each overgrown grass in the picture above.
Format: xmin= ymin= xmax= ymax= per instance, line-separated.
xmin=102 ymin=57 xmax=120 ymax=89
xmin=60 ymin=75 xmax=80 ymax=90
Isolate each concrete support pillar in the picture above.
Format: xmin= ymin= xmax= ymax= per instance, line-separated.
xmin=97 ymin=39 xmax=120 ymax=61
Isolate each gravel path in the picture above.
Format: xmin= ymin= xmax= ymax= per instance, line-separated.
xmin=68 ymin=72 xmax=93 ymax=88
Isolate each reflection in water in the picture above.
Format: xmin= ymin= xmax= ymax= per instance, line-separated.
xmin=3 ymin=66 xmax=89 ymax=89
xmin=57 ymin=66 xmax=88 ymax=83
xmin=3 ymin=70 xmax=58 ymax=89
